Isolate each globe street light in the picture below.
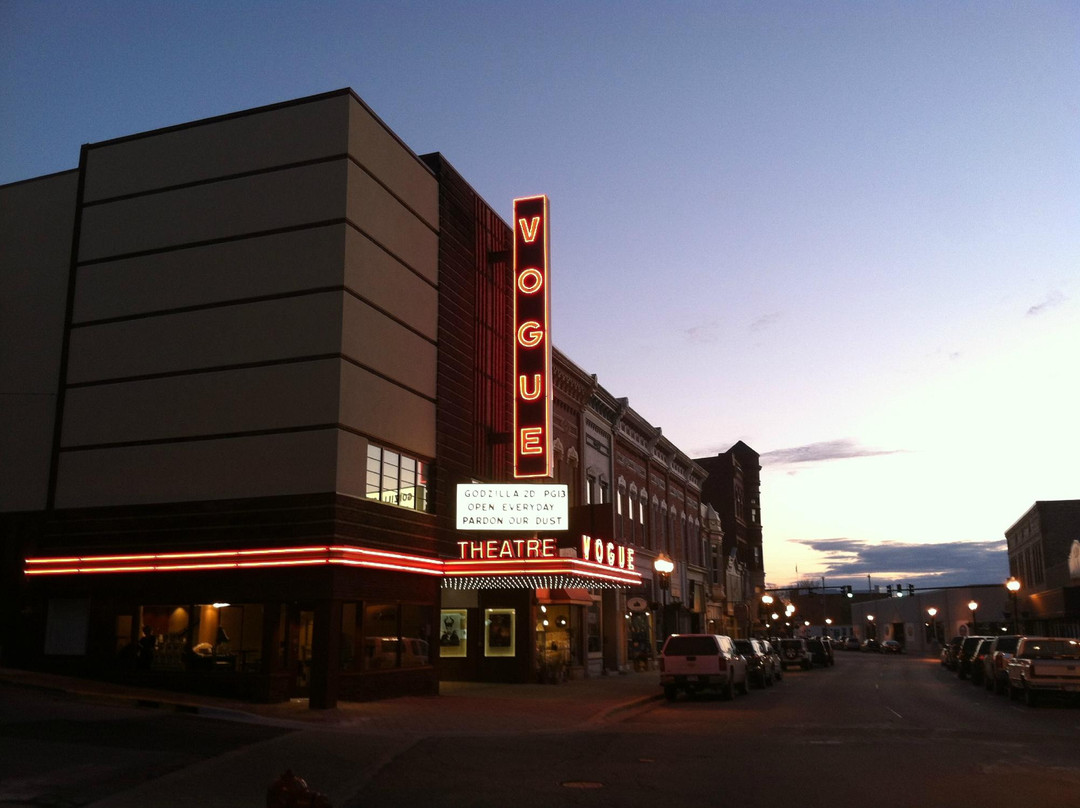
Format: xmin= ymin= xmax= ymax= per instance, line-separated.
xmin=654 ymin=553 xmax=674 ymax=647
xmin=1006 ymin=577 xmax=1021 ymax=633
xmin=867 ymin=614 xmax=875 ymax=641
xmin=927 ymin=607 xmax=938 ymax=647
xmin=967 ymin=600 xmax=979 ymax=634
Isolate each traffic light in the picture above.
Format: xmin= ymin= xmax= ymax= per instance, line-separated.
xmin=908 ymin=584 xmax=915 ymax=596
xmin=886 ymin=585 xmax=892 ymax=596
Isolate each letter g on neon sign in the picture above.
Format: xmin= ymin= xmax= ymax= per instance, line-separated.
xmin=517 ymin=267 xmax=544 ymax=294
xmin=517 ymin=321 xmax=544 ymax=348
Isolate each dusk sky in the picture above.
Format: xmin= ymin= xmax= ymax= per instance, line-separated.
xmin=3 ymin=2 xmax=1076 ymax=589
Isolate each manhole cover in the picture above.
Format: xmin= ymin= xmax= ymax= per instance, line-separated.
xmin=561 ymin=781 xmax=605 ymax=789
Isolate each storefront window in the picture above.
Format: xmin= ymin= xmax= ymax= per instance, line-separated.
xmin=366 ymin=443 xmax=432 ymax=512
xmin=347 ymin=602 xmax=432 ymax=671
xmin=586 ymin=601 xmax=602 ymax=654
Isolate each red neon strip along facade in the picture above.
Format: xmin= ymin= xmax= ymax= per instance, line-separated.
xmin=24 ymin=545 xmax=643 ymax=587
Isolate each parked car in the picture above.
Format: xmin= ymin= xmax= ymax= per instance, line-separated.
xmin=760 ymin=640 xmax=783 ymax=683
xmin=734 ymin=638 xmax=774 ymax=688
xmin=881 ymin=640 xmax=904 ymax=654
xmin=968 ymin=638 xmax=994 ymax=686
xmin=844 ymin=637 xmax=861 ymax=651
xmin=957 ymin=636 xmax=992 ymax=680
xmin=807 ymin=638 xmax=834 ymax=667
xmin=659 ymin=634 xmax=749 ymax=701
xmin=861 ymin=639 xmax=881 ymax=653
xmin=778 ymin=638 xmax=813 ymax=670
xmin=982 ymin=635 xmax=1021 ymax=694
xmin=1006 ymin=636 xmax=1080 ymax=706
xmin=943 ymin=636 xmax=964 ymax=670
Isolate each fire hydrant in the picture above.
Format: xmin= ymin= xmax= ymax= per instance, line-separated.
xmin=267 ymin=770 xmax=332 ymax=808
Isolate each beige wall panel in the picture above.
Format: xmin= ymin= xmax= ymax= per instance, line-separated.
xmin=341 ymin=296 xmax=436 ymax=398
xmin=339 ymin=363 xmax=435 ymax=458
xmin=0 ymin=171 xmax=79 ymax=510
xmin=335 ymin=430 xmax=368 ymax=501
xmin=0 ymin=398 xmax=56 ymax=510
xmin=343 ymin=228 xmax=436 ymax=340
xmin=61 ymin=359 xmax=341 ymax=448
xmin=74 ymin=225 xmax=346 ymax=323
xmin=54 ymin=429 xmax=340 ymax=508
xmin=347 ymin=99 xmax=438 ymax=229
xmin=83 ymin=94 xmax=350 ymax=202
xmin=78 ymin=161 xmax=347 ymax=263
xmin=66 ymin=293 xmax=343 ymax=384
xmin=0 ymin=172 xmax=77 ymax=391
xmin=345 ymin=162 xmax=437 ymax=284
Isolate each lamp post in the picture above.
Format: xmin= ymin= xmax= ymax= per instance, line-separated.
xmin=866 ymin=614 xmax=875 ymax=642
xmin=927 ymin=607 xmax=938 ymax=649
xmin=967 ymin=600 xmax=979 ymax=635
xmin=1006 ymin=577 xmax=1021 ymax=633
xmin=654 ymin=553 xmax=674 ymax=650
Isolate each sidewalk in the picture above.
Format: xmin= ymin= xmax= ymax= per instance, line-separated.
xmin=1 ymin=666 xmax=662 ymax=807
xmin=0 ymin=665 xmax=662 ymax=734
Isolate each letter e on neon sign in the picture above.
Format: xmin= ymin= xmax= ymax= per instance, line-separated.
xmin=513 ymin=195 xmax=552 ymax=478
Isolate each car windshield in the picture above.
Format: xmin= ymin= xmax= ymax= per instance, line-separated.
xmin=664 ymin=636 xmax=718 ymax=656
xmin=780 ymin=640 xmax=802 ymax=650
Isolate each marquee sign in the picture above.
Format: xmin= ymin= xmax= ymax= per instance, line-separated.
xmin=456 ymin=483 xmax=568 ymax=530
xmin=513 ymin=194 xmax=552 ymax=478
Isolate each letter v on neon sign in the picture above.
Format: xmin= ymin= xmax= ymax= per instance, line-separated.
xmin=518 ymin=216 xmax=542 ymax=243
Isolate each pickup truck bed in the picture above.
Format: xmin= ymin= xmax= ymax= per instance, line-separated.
xmin=1006 ymin=636 xmax=1080 ymax=706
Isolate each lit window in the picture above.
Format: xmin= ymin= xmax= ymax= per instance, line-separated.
xmin=366 ymin=444 xmax=432 ymax=512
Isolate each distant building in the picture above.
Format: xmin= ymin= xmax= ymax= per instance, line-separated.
xmin=1005 ymin=500 xmax=1080 ymax=636
xmin=695 ymin=442 xmax=765 ymax=636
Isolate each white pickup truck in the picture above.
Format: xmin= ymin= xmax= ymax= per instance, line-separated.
xmin=659 ymin=633 xmax=748 ymax=701
xmin=1006 ymin=636 xmax=1080 ymax=706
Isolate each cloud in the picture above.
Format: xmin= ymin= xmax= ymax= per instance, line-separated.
xmin=750 ymin=311 xmax=782 ymax=333
xmin=760 ymin=438 xmax=903 ymax=467
xmin=780 ymin=537 xmax=1009 ymax=588
xmin=1026 ymin=289 xmax=1066 ymax=317
xmin=683 ymin=321 xmax=719 ymax=344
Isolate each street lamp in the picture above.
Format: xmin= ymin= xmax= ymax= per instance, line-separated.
xmin=968 ymin=600 xmax=979 ymax=634
xmin=927 ymin=607 xmax=938 ymax=647
xmin=867 ymin=614 xmax=875 ymax=641
xmin=1006 ymin=577 xmax=1021 ymax=633
xmin=654 ymin=553 xmax=674 ymax=648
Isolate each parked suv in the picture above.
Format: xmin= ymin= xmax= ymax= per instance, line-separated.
xmin=807 ymin=637 xmax=835 ymax=667
xmin=734 ymin=638 xmax=774 ymax=687
xmin=779 ymin=638 xmax=813 ymax=670
xmin=957 ymin=636 xmax=992 ymax=680
xmin=760 ymin=640 xmax=783 ymax=683
xmin=660 ymin=634 xmax=749 ymax=701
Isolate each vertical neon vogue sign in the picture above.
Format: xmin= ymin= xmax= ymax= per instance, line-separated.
xmin=513 ymin=195 xmax=552 ymax=478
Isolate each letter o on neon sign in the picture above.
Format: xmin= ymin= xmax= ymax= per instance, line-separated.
xmin=517 ymin=267 xmax=544 ymax=294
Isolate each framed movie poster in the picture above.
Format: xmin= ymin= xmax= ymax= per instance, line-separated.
xmin=484 ymin=608 xmax=515 ymax=657
xmin=439 ymin=609 xmax=467 ymax=658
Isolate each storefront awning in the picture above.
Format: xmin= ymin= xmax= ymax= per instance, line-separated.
xmin=537 ymin=587 xmax=595 ymax=606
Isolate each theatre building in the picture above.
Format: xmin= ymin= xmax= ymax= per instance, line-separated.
xmin=0 ymin=89 xmax=725 ymax=707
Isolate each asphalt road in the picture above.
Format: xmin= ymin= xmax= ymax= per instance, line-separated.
xmin=359 ymin=652 xmax=1080 ymax=808
xmin=2 ymin=653 xmax=1078 ymax=807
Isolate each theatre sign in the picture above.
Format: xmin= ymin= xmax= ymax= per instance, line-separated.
xmin=442 ymin=196 xmax=642 ymax=592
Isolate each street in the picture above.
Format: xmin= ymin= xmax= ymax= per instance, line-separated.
xmin=359 ymin=652 xmax=1080 ymax=807
xmin=2 ymin=653 xmax=1079 ymax=807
